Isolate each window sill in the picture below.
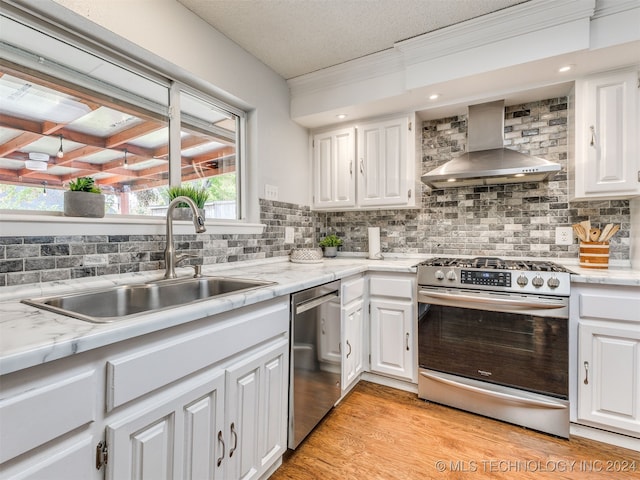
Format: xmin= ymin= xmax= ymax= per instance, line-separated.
xmin=0 ymin=212 xmax=265 ymax=237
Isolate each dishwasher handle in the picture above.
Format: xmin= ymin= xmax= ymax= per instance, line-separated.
xmin=295 ymin=290 xmax=339 ymax=315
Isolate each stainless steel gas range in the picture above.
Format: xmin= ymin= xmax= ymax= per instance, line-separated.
xmin=416 ymin=257 xmax=573 ymax=438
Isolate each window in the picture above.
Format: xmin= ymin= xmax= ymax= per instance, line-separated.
xmin=0 ymin=11 xmax=243 ymax=221
xmin=178 ymin=90 xmax=239 ymax=220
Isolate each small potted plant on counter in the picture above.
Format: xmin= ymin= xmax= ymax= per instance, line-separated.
xmin=319 ymin=234 xmax=343 ymax=257
xmin=166 ymin=185 xmax=209 ymax=220
xmin=64 ymin=176 xmax=105 ymax=218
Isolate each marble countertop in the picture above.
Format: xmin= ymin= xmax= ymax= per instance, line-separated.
xmin=1 ymin=254 xmax=638 ymax=376
xmin=0 ymin=256 xmax=422 ymax=376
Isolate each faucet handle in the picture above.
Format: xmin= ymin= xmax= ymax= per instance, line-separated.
xmin=175 ymin=253 xmax=197 ymax=266
xmin=190 ymin=264 xmax=202 ymax=278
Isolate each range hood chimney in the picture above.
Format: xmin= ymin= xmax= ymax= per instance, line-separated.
xmin=421 ymin=100 xmax=561 ymax=189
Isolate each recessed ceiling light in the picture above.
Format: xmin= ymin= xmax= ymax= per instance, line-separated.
xmin=429 ymin=94 xmax=440 ymax=100
xmin=336 ymin=113 xmax=347 ymax=120
xmin=558 ymin=65 xmax=573 ymax=73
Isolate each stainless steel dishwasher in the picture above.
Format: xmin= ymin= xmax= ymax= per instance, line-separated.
xmin=288 ymin=280 xmax=341 ymax=449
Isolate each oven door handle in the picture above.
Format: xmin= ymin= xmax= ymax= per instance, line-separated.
xmin=418 ymin=290 xmax=566 ymax=310
xmin=420 ymin=372 xmax=568 ymax=410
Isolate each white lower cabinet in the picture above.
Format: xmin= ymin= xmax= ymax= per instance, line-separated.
xmin=341 ymin=275 xmax=366 ymax=392
xmin=107 ymin=369 xmax=226 ymax=480
xmin=105 ymin=309 xmax=289 ymax=480
xmin=578 ymin=322 xmax=640 ymax=437
xmin=107 ymin=338 xmax=288 ymax=480
xmin=342 ymin=297 xmax=365 ymax=390
xmin=573 ymin=284 xmax=640 ymax=437
xmin=0 ymin=298 xmax=289 ymax=480
xmin=225 ymin=340 xmax=288 ymax=480
xmin=368 ymin=273 xmax=416 ymax=383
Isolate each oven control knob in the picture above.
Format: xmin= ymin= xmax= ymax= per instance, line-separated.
xmin=547 ymin=276 xmax=560 ymax=289
xmin=446 ymin=270 xmax=457 ymax=281
xmin=532 ymin=275 xmax=545 ymax=288
xmin=516 ymin=274 xmax=528 ymax=287
xmin=435 ymin=270 xmax=445 ymax=280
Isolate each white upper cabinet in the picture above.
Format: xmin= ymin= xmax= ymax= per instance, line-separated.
xmin=313 ymin=127 xmax=356 ymax=209
xmin=571 ymin=68 xmax=640 ymax=200
xmin=357 ymin=117 xmax=412 ymax=207
xmin=312 ymin=115 xmax=416 ymax=210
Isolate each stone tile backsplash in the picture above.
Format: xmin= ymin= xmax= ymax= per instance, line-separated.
xmin=318 ymin=97 xmax=630 ymax=260
xmin=0 ymin=199 xmax=314 ymax=287
xmin=0 ymin=97 xmax=631 ymax=287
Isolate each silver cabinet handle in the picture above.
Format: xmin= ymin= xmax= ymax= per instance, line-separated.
xmin=349 ymin=160 xmax=353 ymax=175
xmin=589 ymin=126 xmax=596 ymax=147
xmin=321 ymin=318 xmax=325 ymax=335
xmin=217 ymin=430 xmax=225 ymax=467
xmin=359 ymin=159 xmax=364 ymax=174
xmin=346 ymin=340 xmax=352 ymax=358
xmin=229 ymin=422 xmax=238 ymax=457
xmin=583 ymin=361 xmax=589 ymax=385
xmin=405 ymin=333 xmax=410 ymax=351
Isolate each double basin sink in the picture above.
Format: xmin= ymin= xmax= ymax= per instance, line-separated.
xmin=22 ymin=276 xmax=275 ymax=323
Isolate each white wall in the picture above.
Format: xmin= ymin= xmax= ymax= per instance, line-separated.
xmin=49 ymin=0 xmax=310 ymax=211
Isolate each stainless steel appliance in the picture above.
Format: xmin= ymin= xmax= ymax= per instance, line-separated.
xmin=421 ymin=100 xmax=561 ymax=188
xmin=417 ymin=257 xmax=572 ymax=438
xmin=289 ymin=280 xmax=341 ymax=449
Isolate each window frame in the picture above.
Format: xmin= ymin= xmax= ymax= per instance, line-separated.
xmin=0 ymin=1 xmax=260 ymax=236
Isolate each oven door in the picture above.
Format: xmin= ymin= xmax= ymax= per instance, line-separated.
xmin=418 ymin=286 xmax=568 ymax=399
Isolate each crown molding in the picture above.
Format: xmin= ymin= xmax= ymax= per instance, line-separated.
xmin=593 ymin=0 xmax=640 ymax=18
xmin=395 ymin=0 xmax=595 ymax=64
xmin=288 ymin=48 xmax=403 ymax=96
xmin=289 ymin=0 xmax=596 ymax=99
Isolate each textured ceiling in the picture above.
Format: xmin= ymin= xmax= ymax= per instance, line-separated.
xmin=178 ymin=0 xmax=529 ymax=79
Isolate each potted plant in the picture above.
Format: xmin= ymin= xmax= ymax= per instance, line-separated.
xmin=319 ymin=234 xmax=343 ymax=257
xmin=166 ymin=185 xmax=209 ymax=220
xmin=64 ymin=177 xmax=105 ymax=218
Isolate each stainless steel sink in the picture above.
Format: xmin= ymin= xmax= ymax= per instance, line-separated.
xmin=22 ymin=276 xmax=275 ymax=323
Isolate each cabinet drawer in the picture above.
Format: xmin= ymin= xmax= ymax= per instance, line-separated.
xmin=369 ymin=275 xmax=414 ymax=299
xmin=579 ymin=292 xmax=640 ymax=322
xmin=0 ymin=369 xmax=97 ymax=463
xmin=106 ymin=299 xmax=288 ymax=410
xmin=342 ymin=275 xmax=364 ymax=304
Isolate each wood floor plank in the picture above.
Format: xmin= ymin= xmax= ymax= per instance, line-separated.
xmin=272 ymin=381 xmax=640 ymax=479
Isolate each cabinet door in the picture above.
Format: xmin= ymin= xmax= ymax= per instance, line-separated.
xmin=313 ymin=127 xmax=356 ymax=208
xmin=106 ymin=370 xmax=225 ymax=480
xmin=578 ymin=321 xmax=640 ymax=436
xmin=574 ymin=69 xmax=640 ymax=199
xmin=357 ymin=117 xmax=410 ymax=207
xmin=370 ymin=298 xmax=415 ymax=382
xmin=225 ymin=340 xmax=288 ymax=480
xmin=183 ymin=376 xmax=226 ymax=480
xmin=342 ymin=299 xmax=365 ymax=390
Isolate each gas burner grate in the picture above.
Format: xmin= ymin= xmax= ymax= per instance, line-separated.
xmin=418 ymin=257 xmax=573 ymax=273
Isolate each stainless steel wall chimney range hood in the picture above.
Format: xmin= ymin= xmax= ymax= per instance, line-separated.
xmin=421 ymin=100 xmax=561 ymax=189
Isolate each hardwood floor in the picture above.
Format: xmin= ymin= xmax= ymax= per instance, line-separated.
xmin=271 ymin=381 xmax=640 ymax=479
